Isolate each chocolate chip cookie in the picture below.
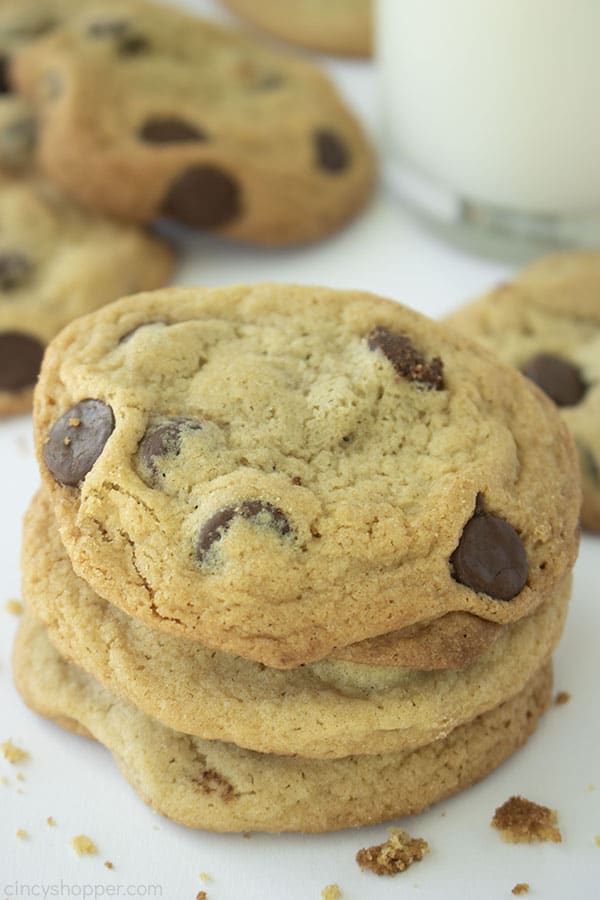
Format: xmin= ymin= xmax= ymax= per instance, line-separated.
xmin=0 ymin=174 xmax=174 ymax=417
xmin=14 ymin=613 xmax=554 ymax=832
xmin=33 ymin=284 xmax=580 ymax=666
xmin=22 ymin=489 xmax=570 ymax=758
xmin=13 ymin=0 xmax=374 ymax=245
xmin=446 ymin=252 xmax=600 ymax=531
xmin=222 ymin=0 xmax=373 ymax=58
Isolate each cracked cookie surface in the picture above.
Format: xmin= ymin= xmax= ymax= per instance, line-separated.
xmin=33 ymin=284 xmax=580 ymax=666
xmin=22 ymin=489 xmax=570 ymax=758
xmin=14 ymin=613 xmax=554 ymax=832
xmin=0 ymin=174 xmax=174 ymax=417
xmin=13 ymin=0 xmax=374 ymax=245
xmin=447 ymin=252 xmax=600 ymax=531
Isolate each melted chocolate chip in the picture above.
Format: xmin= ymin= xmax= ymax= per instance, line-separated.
xmin=139 ymin=118 xmax=207 ymax=144
xmin=0 ymin=56 xmax=11 ymax=94
xmin=161 ymin=165 xmax=241 ymax=229
xmin=367 ymin=326 xmax=444 ymax=390
xmin=521 ymin=353 xmax=586 ymax=407
xmin=315 ymin=129 xmax=350 ymax=172
xmin=0 ymin=253 xmax=32 ymax=291
xmin=196 ymin=500 xmax=292 ymax=563
xmin=450 ymin=495 xmax=528 ymax=600
xmin=138 ymin=417 xmax=203 ymax=476
xmin=43 ymin=399 xmax=115 ymax=486
xmin=0 ymin=332 xmax=44 ymax=391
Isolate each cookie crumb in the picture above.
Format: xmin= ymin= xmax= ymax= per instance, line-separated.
xmin=595 ymin=836 xmax=600 ymax=847
xmin=199 ymin=873 xmax=210 ymax=882
xmin=492 ymin=796 xmax=561 ymax=843
xmin=16 ymin=772 xmax=25 ymax=782
xmin=1 ymin=775 xmax=9 ymax=785
xmin=555 ymin=691 xmax=571 ymax=706
xmin=196 ymin=893 xmax=207 ymax=900
xmin=104 ymin=861 xmax=114 ymax=870
xmin=16 ymin=828 xmax=27 ymax=839
xmin=356 ymin=827 xmax=430 ymax=876
xmin=47 ymin=817 xmax=56 ymax=827
xmin=2 ymin=739 xmax=29 ymax=764
xmin=321 ymin=886 xmax=341 ymax=900
xmin=587 ymin=784 xmax=596 ymax=793
xmin=242 ymin=832 xmax=251 ymax=839
xmin=71 ymin=835 xmax=97 ymax=856
xmin=512 ymin=885 xmax=529 ymax=896
xmin=5 ymin=599 xmax=23 ymax=616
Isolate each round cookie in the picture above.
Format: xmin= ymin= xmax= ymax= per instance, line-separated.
xmin=22 ymin=489 xmax=570 ymax=758
xmin=14 ymin=613 xmax=554 ymax=833
xmin=12 ymin=0 xmax=374 ymax=246
xmin=221 ymin=0 xmax=372 ymax=58
xmin=32 ymin=284 xmax=580 ymax=668
xmin=446 ymin=251 xmax=600 ymax=531
xmin=0 ymin=175 xmax=174 ymax=417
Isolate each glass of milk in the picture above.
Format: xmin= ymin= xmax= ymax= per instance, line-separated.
xmin=377 ymin=0 xmax=600 ymax=257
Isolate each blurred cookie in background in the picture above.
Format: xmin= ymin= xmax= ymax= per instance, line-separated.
xmin=446 ymin=252 xmax=600 ymax=531
xmin=13 ymin=0 xmax=375 ymax=246
xmin=0 ymin=175 xmax=174 ymax=417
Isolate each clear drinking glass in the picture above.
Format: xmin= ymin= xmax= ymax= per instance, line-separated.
xmin=377 ymin=0 xmax=600 ymax=259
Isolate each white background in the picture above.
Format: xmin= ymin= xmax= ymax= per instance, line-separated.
xmin=1 ymin=2 xmax=598 ymax=898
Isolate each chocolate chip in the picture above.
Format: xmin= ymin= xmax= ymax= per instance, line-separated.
xmin=0 ymin=56 xmax=11 ymax=94
xmin=161 ymin=165 xmax=241 ymax=229
xmin=367 ymin=326 xmax=444 ymax=390
xmin=138 ymin=417 xmax=203 ymax=476
xmin=0 ymin=332 xmax=44 ymax=391
xmin=450 ymin=495 xmax=528 ymax=600
xmin=86 ymin=20 xmax=149 ymax=55
xmin=521 ymin=353 xmax=586 ymax=407
xmin=118 ymin=34 xmax=149 ymax=56
xmin=0 ymin=253 xmax=32 ymax=290
xmin=43 ymin=399 xmax=115 ymax=486
xmin=315 ymin=129 xmax=350 ymax=172
xmin=254 ymin=73 xmax=283 ymax=90
xmin=138 ymin=118 xmax=207 ymax=144
xmin=196 ymin=500 xmax=292 ymax=563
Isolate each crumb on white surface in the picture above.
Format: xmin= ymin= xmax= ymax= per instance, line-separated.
xmin=321 ymin=886 xmax=341 ymax=900
xmin=356 ymin=828 xmax=430 ymax=876
xmin=2 ymin=740 xmax=29 ymax=764
xmin=492 ymin=796 xmax=562 ymax=843
xmin=71 ymin=835 xmax=97 ymax=856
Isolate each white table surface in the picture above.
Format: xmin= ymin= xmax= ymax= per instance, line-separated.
xmin=1 ymin=2 xmax=598 ymax=898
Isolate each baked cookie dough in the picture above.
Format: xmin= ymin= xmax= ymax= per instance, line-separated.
xmin=13 ymin=613 xmax=554 ymax=833
xmin=446 ymin=252 xmax=600 ymax=530
xmin=33 ymin=284 xmax=580 ymax=666
xmin=0 ymin=175 xmax=174 ymax=417
xmin=22 ymin=489 xmax=570 ymax=758
xmin=222 ymin=0 xmax=373 ymax=58
xmin=13 ymin=0 xmax=374 ymax=245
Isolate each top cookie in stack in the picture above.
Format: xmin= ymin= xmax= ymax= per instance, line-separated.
xmin=11 ymin=0 xmax=374 ymax=244
xmin=33 ymin=284 xmax=579 ymax=668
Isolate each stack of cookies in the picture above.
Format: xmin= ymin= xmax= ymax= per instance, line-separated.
xmin=15 ymin=284 xmax=580 ymax=832
xmin=0 ymin=0 xmax=374 ymax=417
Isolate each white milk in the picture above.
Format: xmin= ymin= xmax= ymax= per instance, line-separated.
xmin=377 ymin=0 xmax=600 ymax=247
